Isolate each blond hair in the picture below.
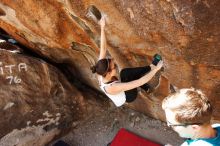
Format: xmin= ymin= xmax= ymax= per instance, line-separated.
xmin=162 ymin=88 xmax=213 ymax=124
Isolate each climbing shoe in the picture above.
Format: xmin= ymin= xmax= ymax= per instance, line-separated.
xmin=152 ymin=54 xmax=162 ymax=66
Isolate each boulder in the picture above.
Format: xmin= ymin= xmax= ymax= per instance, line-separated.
xmin=0 ymin=0 xmax=220 ymax=122
xmin=0 ymin=45 xmax=87 ymax=144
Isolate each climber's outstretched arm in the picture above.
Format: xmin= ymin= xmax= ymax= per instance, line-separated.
xmin=99 ymin=17 xmax=107 ymax=60
xmin=105 ymin=61 xmax=163 ymax=94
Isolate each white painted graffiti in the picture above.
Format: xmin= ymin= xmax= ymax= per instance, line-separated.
xmin=6 ymin=76 xmax=22 ymax=84
xmin=0 ymin=62 xmax=28 ymax=84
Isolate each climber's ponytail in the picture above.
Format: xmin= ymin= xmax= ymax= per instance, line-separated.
xmin=91 ymin=59 xmax=110 ymax=76
xmin=90 ymin=65 xmax=97 ymax=73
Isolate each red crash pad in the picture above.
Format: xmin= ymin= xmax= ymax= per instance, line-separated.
xmin=110 ymin=128 xmax=161 ymax=146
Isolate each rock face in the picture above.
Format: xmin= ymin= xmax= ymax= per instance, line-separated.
xmin=0 ymin=44 xmax=88 ymax=144
xmin=0 ymin=0 xmax=220 ymax=123
xmin=0 ymin=126 xmax=60 ymax=146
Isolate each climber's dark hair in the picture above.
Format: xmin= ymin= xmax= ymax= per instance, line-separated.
xmin=90 ymin=58 xmax=111 ymax=76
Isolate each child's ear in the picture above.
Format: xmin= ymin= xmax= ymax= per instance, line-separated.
xmin=191 ymin=124 xmax=201 ymax=130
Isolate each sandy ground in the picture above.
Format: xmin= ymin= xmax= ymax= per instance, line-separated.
xmin=50 ymin=104 xmax=184 ymax=146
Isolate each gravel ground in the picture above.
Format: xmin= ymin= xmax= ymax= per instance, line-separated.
xmin=51 ymin=104 xmax=184 ymax=146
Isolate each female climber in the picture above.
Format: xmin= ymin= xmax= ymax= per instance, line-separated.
xmin=90 ymin=17 xmax=163 ymax=107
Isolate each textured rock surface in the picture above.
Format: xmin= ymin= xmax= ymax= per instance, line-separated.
xmin=0 ymin=0 xmax=220 ymax=122
xmin=0 ymin=45 xmax=89 ymax=143
xmin=0 ymin=126 xmax=60 ymax=146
